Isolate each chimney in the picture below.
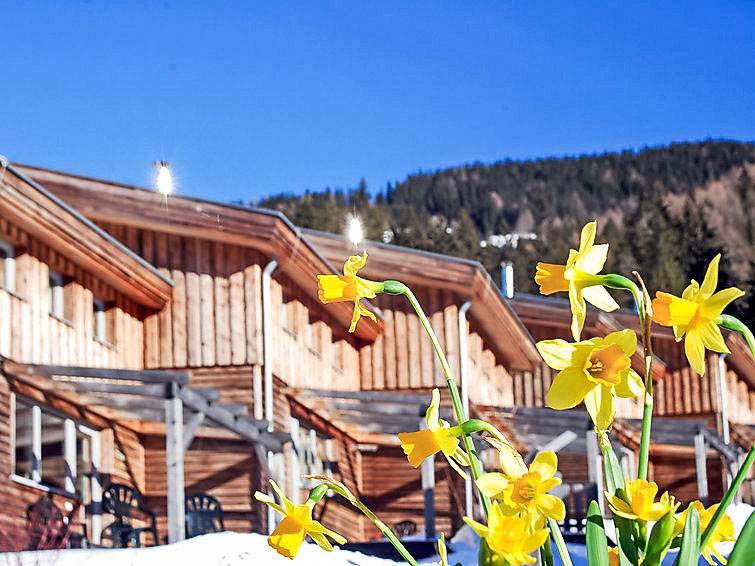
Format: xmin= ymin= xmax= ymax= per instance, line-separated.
xmin=501 ymin=261 xmax=514 ymax=298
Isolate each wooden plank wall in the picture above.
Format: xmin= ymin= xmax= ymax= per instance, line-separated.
xmin=649 ymin=451 xmax=725 ymax=504
xmin=97 ymin=224 xmax=362 ymax=391
xmin=0 ymin=218 xmax=143 ymax=369
xmin=361 ymin=290 xmax=517 ymax=410
xmin=361 ymin=446 xmax=465 ymax=540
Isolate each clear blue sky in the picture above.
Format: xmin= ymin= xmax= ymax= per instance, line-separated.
xmin=2 ymin=2 xmax=753 ymax=204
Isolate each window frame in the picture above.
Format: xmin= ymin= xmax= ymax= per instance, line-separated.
xmin=0 ymin=238 xmax=16 ymax=292
xmin=11 ymin=394 xmax=103 ymax=542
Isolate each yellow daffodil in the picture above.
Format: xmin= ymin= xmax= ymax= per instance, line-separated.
xmin=398 ymin=388 xmax=470 ymax=479
xmin=476 ymin=443 xmax=565 ymax=522
xmin=464 ymin=503 xmax=549 ymax=566
xmin=607 ymin=547 xmax=620 ymax=566
xmin=535 ymin=221 xmax=620 ymax=340
xmin=674 ymin=501 xmax=735 ymax=565
xmin=254 ymin=480 xmax=346 ymax=559
xmin=438 ymin=533 xmax=449 ymax=566
xmin=318 ymin=253 xmax=383 ymax=332
xmin=652 ymin=254 xmax=744 ymax=375
xmin=605 ymin=479 xmax=678 ymax=522
xmin=537 ymin=329 xmax=644 ymax=430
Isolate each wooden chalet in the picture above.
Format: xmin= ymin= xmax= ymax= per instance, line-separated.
xmin=2 ymin=159 xmax=753 ymax=551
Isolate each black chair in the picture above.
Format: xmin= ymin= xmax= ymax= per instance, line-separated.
xmin=184 ymin=493 xmax=224 ymax=538
xmin=101 ymin=483 xmax=158 ymax=547
xmin=392 ymin=519 xmax=417 ymax=538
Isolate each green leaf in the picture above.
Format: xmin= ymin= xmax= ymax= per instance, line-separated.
xmin=614 ymin=515 xmax=640 ymax=566
xmin=586 ymin=501 xmax=609 ymax=566
xmin=727 ymin=510 xmax=755 ymax=566
xmin=547 ymin=517 xmax=574 ymax=566
xmin=643 ymin=511 xmax=676 ymax=566
xmin=676 ymin=505 xmax=701 ymax=566
xmin=602 ymin=444 xmax=625 ymax=495
xmin=540 ymin=536 xmax=554 ymax=566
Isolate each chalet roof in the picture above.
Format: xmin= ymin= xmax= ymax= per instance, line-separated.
xmin=12 ymin=163 xmax=381 ymax=342
xmin=302 ymin=229 xmax=541 ymax=370
xmin=0 ymin=160 xmax=172 ymax=308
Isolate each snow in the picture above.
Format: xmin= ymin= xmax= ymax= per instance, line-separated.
xmin=3 ymin=504 xmax=751 ymax=566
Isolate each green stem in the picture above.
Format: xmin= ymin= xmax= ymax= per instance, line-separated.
xmin=700 ymin=446 xmax=755 ymax=550
xmin=716 ymin=314 xmax=755 ymax=354
xmin=394 ymin=281 xmax=491 ymax=517
xmin=315 ymin=481 xmax=420 ymax=566
xmin=547 ymin=517 xmax=574 ymax=566
xmin=456 ymin=419 xmax=510 ymax=445
xmin=601 ymin=274 xmax=645 ymax=333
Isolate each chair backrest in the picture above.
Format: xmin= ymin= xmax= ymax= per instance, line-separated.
xmin=103 ymin=483 xmax=147 ymax=523
xmin=26 ymin=496 xmax=69 ymax=550
xmin=184 ymin=493 xmax=224 ymax=538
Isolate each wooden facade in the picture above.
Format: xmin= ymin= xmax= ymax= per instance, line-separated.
xmin=1 ymin=161 xmax=753 ymax=552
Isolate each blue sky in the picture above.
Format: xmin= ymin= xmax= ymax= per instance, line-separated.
xmin=1 ymin=2 xmax=753 ymax=203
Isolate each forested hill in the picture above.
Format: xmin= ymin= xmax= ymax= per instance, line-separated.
xmin=259 ymin=140 xmax=755 ymax=324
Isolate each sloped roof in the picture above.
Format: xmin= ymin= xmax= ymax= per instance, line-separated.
xmin=303 ymin=229 xmax=541 ymax=370
xmin=0 ymin=161 xmax=172 ymax=308
xmin=13 ymin=163 xmax=381 ymax=342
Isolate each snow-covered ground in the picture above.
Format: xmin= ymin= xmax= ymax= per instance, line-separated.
xmin=2 ymin=504 xmax=751 ymax=566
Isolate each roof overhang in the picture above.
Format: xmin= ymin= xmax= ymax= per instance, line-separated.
xmin=14 ymin=164 xmax=380 ymax=342
xmin=303 ymin=229 xmax=541 ymax=370
xmin=1 ymin=163 xmax=172 ymax=309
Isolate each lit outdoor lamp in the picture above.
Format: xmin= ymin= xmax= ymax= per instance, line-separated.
xmin=155 ymin=161 xmax=173 ymax=196
xmin=347 ymin=215 xmax=363 ymax=246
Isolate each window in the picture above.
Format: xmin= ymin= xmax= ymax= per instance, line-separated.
xmin=12 ymin=396 xmax=103 ymax=541
xmin=93 ymin=298 xmax=107 ymax=341
xmin=0 ymin=239 xmax=15 ymax=292
xmin=48 ymin=270 xmax=64 ymax=317
xmin=281 ymin=293 xmax=297 ymax=335
xmin=290 ymin=418 xmax=332 ymax=489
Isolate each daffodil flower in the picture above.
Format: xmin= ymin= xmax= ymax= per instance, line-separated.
xmin=464 ymin=502 xmax=549 ymax=566
xmin=535 ymin=221 xmax=620 ymax=340
xmin=674 ymin=501 xmax=735 ymax=565
xmin=318 ymin=253 xmax=383 ymax=332
xmin=476 ymin=443 xmax=565 ymax=522
xmin=537 ymin=329 xmax=644 ymax=430
xmin=652 ymin=254 xmax=744 ymax=375
xmin=605 ymin=478 xmax=678 ymax=522
xmin=398 ymin=388 xmax=470 ymax=479
xmin=254 ymin=480 xmax=346 ymax=559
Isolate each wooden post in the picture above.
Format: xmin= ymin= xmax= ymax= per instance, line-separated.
xmin=166 ymin=391 xmax=186 ymax=543
xmin=694 ymin=428 xmax=709 ymax=506
xmin=421 ymin=455 xmax=436 ymax=540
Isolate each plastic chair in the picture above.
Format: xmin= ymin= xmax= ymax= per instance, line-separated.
xmin=184 ymin=493 xmax=225 ymax=538
xmin=101 ymin=483 xmax=158 ymax=547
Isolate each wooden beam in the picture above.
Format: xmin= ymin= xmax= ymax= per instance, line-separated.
xmin=2 ymin=361 xmax=190 ymax=384
xmin=183 ymin=410 xmax=206 ymax=453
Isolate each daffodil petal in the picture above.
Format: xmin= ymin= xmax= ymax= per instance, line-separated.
xmin=536 ymin=339 xmax=576 ymax=370
xmin=605 ymin=329 xmax=637 ymax=356
xmin=529 ymin=451 xmax=558 ymax=480
xmin=684 ymin=330 xmax=706 ymax=375
xmin=547 ymin=369 xmax=592 ymax=410
xmin=498 ymin=442 xmax=528 ymax=478
xmin=584 ymin=385 xmax=615 ymax=431
xmin=476 ymin=472 xmax=509 ymax=498
xmin=343 ymin=253 xmax=367 ymax=278
xmin=254 ymin=492 xmax=286 ymax=516
xmin=462 ymin=516 xmax=489 ymax=538
xmin=578 ymin=243 xmax=609 ymax=274
xmin=615 ymin=369 xmax=645 ymax=398
xmin=537 ymin=493 xmax=566 ymax=522
xmin=582 ymin=284 xmax=619 ymax=312
xmin=578 ymin=222 xmax=597 ymax=256
xmin=308 ymin=531 xmax=334 ymax=552
xmin=698 ymin=254 xmax=721 ymax=299
xmin=426 ymin=388 xmax=441 ymax=428
xmin=697 ymin=321 xmax=730 ymax=354
xmin=701 ymin=287 xmax=745 ymax=319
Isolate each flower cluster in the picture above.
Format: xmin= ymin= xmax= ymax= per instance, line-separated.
xmin=252 ymin=241 xmax=751 ymax=566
